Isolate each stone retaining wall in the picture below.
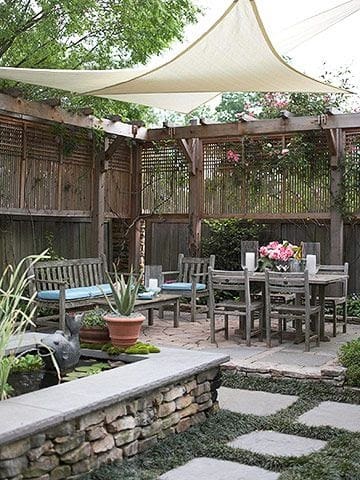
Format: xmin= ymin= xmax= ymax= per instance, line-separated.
xmin=222 ymin=363 xmax=346 ymax=386
xmin=0 ymin=367 xmax=221 ymax=480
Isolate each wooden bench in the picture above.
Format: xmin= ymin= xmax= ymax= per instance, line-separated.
xmin=27 ymin=256 xmax=109 ymax=331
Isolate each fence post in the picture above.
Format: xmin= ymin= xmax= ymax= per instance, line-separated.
xmin=329 ymin=128 xmax=344 ymax=265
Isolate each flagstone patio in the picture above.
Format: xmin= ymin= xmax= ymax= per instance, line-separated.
xmin=140 ymin=310 xmax=360 ymax=381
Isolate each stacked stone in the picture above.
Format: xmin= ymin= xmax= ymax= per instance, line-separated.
xmin=0 ymin=367 xmax=221 ymax=480
xmin=223 ymin=363 xmax=346 ymax=386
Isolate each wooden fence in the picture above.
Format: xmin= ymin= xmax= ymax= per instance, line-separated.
xmin=1 ymin=101 xmax=360 ymax=294
xmin=0 ymin=113 xmax=131 ymax=272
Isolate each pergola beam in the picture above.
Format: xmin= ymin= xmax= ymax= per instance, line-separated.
xmin=147 ymin=113 xmax=360 ymax=141
xmin=0 ymin=93 xmax=147 ymax=140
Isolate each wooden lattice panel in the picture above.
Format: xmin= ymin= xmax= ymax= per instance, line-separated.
xmin=141 ymin=142 xmax=189 ymax=214
xmin=25 ymin=125 xmax=59 ymax=210
xmin=0 ymin=119 xmax=23 ymax=208
xmin=105 ymin=137 xmax=131 ymax=217
xmin=203 ymin=133 xmax=330 ymax=216
xmin=62 ymin=131 xmax=92 ymax=211
xmin=344 ymin=130 xmax=360 ymax=214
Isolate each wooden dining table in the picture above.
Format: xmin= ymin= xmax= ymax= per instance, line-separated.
xmin=247 ymin=271 xmax=348 ymax=342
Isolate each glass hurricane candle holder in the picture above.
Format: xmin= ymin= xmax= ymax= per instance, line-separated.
xmin=241 ymin=240 xmax=259 ymax=272
xmin=301 ymin=242 xmax=320 ymax=274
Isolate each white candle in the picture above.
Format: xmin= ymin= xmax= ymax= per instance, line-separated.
xmin=245 ymin=252 xmax=255 ymax=272
xmin=306 ymin=254 xmax=317 ymax=275
xmin=148 ymin=278 xmax=158 ymax=289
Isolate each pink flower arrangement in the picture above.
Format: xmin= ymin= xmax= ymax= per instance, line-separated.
xmin=259 ymin=241 xmax=300 ymax=262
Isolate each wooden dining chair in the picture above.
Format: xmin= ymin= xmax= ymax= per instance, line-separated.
xmin=318 ymin=263 xmax=348 ymax=337
xmin=208 ymin=268 xmax=263 ymax=346
xmin=161 ymin=254 xmax=215 ymax=321
xmin=264 ymin=270 xmax=321 ymax=352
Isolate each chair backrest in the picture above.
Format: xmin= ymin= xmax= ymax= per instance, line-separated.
xmin=318 ymin=263 xmax=349 ymax=296
xmin=178 ymin=253 xmax=215 ymax=284
xmin=208 ymin=268 xmax=251 ymax=306
xmin=265 ymin=270 xmax=311 ymax=308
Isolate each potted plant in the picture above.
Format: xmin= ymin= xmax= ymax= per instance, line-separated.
xmin=102 ymin=268 xmax=145 ymax=347
xmin=7 ymin=353 xmax=45 ymax=397
xmin=79 ymin=308 xmax=110 ymax=345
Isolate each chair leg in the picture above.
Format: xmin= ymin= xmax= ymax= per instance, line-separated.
xmin=343 ymin=303 xmax=347 ymax=333
xmin=304 ymin=315 xmax=310 ymax=352
xmin=210 ymin=311 xmax=216 ymax=343
xmin=316 ymin=313 xmax=320 ymax=347
xmin=190 ymin=295 xmax=196 ymax=322
xmin=258 ymin=311 xmax=263 ymax=342
xmin=265 ymin=307 xmax=271 ymax=348
xmin=278 ymin=317 xmax=283 ymax=344
xmin=158 ymin=306 xmax=164 ymax=319
xmin=332 ymin=303 xmax=337 ymax=337
xmin=246 ymin=311 xmax=251 ymax=347
xmin=224 ymin=314 xmax=229 ymax=340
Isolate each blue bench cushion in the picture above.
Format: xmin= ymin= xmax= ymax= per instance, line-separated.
xmin=87 ymin=284 xmax=112 ymax=297
xmin=37 ymin=283 xmax=112 ymax=301
xmin=161 ymin=282 xmax=206 ymax=292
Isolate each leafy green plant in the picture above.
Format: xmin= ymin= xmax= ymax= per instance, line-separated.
xmin=202 ymin=219 xmax=266 ymax=270
xmin=11 ymin=354 xmax=44 ymax=373
xmin=0 ymin=252 xmax=48 ymax=400
xmin=104 ymin=267 xmax=143 ymax=316
xmin=338 ymin=337 xmax=360 ymax=387
xmin=346 ymin=293 xmax=360 ymax=318
xmin=82 ymin=308 xmax=107 ymax=328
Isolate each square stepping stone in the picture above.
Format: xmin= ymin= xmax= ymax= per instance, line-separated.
xmin=298 ymin=401 xmax=360 ymax=432
xmin=219 ymin=387 xmax=298 ymax=416
xmin=228 ymin=430 xmax=326 ymax=457
xmin=159 ymin=457 xmax=279 ymax=479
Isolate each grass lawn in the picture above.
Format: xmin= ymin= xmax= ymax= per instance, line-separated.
xmin=83 ymin=373 xmax=360 ymax=480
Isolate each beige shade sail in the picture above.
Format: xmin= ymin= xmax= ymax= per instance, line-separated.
xmin=0 ymin=0 xmax=349 ymax=113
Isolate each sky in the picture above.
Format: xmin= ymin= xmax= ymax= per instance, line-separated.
xmin=148 ymin=0 xmax=360 ymax=119
xmin=194 ymin=0 xmax=360 ymax=87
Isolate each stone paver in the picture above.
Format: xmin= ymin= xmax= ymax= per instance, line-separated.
xmin=219 ymin=387 xmax=298 ymax=416
xmin=228 ymin=430 xmax=327 ymax=457
xmin=298 ymin=401 xmax=360 ymax=432
xmin=263 ymin=351 xmax=332 ymax=368
xmin=159 ymin=457 xmax=279 ymax=480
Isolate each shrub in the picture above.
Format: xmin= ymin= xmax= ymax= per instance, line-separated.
xmin=347 ymin=293 xmax=360 ymax=318
xmin=201 ymin=219 xmax=266 ymax=270
xmin=338 ymin=337 xmax=360 ymax=387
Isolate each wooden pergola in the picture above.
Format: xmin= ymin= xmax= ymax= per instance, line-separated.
xmin=1 ymin=92 xmax=359 ymax=273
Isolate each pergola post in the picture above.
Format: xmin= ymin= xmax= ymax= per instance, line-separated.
xmin=128 ymin=142 xmax=143 ymax=271
xmin=188 ymin=138 xmax=203 ymax=256
xmin=329 ymin=128 xmax=344 ymax=265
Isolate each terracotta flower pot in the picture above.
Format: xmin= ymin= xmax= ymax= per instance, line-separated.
xmin=79 ymin=326 xmax=110 ymax=345
xmin=103 ymin=313 xmax=145 ymax=347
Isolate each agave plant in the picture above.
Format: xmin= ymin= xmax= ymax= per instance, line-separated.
xmin=104 ymin=267 xmax=143 ymax=316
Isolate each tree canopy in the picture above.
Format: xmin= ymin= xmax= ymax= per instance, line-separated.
xmin=0 ymin=0 xmax=200 ymax=121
